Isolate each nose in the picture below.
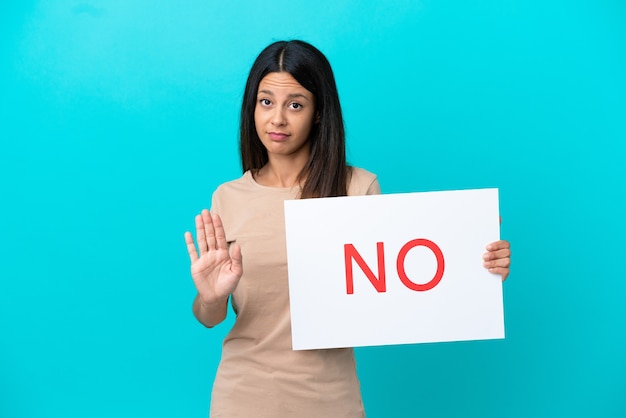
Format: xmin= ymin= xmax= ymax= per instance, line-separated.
xmin=271 ymin=107 xmax=286 ymax=126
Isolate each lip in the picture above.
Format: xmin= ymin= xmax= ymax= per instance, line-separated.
xmin=268 ymin=132 xmax=289 ymax=141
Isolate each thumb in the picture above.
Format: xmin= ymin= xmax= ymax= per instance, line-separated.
xmin=230 ymin=243 xmax=243 ymax=276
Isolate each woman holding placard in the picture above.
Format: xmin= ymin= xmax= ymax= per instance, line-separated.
xmin=184 ymin=40 xmax=511 ymax=417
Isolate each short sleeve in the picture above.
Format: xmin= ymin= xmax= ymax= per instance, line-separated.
xmin=210 ymin=188 xmax=222 ymax=217
xmin=348 ymin=167 xmax=380 ymax=196
xmin=366 ymin=178 xmax=381 ymax=195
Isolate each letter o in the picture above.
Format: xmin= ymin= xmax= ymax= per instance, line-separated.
xmin=396 ymin=239 xmax=445 ymax=291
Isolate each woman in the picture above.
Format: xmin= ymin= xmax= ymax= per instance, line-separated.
xmin=184 ymin=40 xmax=511 ymax=417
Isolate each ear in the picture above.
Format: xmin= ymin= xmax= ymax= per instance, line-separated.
xmin=315 ymin=112 xmax=321 ymax=124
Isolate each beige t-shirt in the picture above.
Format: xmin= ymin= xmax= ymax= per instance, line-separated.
xmin=209 ymin=167 xmax=380 ymax=418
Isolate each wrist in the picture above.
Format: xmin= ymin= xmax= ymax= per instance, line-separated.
xmin=198 ymin=294 xmax=228 ymax=308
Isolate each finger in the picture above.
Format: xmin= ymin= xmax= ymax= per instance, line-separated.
xmin=195 ymin=214 xmax=208 ymax=255
xmin=483 ymin=257 xmax=511 ymax=269
xmin=488 ymin=267 xmax=509 ymax=282
xmin=212 ymin=213 xmax=228 ymax=250
xmin=202 ymin=209 xmax=217 ymax=251
xmin=486 ymin=240 xmax=510 ymax=251
xmin=184 ymin=231 xmax=198 ymax=262
xmin=483 ymin=248 xmax=511 ymax=261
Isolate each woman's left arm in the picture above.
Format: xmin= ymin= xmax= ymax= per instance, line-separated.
xmin=483 ymin=240 xmax=511 ymax=281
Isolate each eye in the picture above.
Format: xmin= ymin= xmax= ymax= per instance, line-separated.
xmin=259 ymin=98 xmax=271 ymax=106
xmin=289 ymin=102 xmax=303 ymax=110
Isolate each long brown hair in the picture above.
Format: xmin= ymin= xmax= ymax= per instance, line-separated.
xmin=240 ymin=40 xmax=350 ymax=198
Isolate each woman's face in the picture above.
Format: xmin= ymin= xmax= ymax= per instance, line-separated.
xmin=254 ymin=72 xmax=316 ymax=161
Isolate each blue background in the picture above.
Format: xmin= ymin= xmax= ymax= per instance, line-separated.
xmin=1 ymin=1 xmax=625 ymax=417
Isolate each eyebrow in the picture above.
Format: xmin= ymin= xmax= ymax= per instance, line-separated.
xmin=257 ymin=90 xmax=312 ymax=101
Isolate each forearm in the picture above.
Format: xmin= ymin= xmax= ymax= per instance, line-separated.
xmin=192 ymin=293 xmax=229 ymax=328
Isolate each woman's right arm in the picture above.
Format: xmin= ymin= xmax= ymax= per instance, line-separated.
xmin=185 ymin=209 xmax=243 ymax=328
xmin=191 ymin=293 xmax=229 ymax=328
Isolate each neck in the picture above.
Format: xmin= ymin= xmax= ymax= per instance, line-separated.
xmin=255 ymin=153 xmax=309 ymax=188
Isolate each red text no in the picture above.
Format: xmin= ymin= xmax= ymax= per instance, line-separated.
xmin=344 ymin=239 xmax=445 ymax=294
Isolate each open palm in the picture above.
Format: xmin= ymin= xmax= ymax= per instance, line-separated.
xmin=185 ymin=210 xmax=242 ymax=304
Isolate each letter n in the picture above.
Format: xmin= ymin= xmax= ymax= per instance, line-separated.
xmin=344 ymin=242 xmax=386 ymax=294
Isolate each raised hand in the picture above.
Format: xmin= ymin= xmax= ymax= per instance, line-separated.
xmin=185 ymin=209 xmax=243 ymax=306
xmin=483 ymin=240 xmax=511 ymax=281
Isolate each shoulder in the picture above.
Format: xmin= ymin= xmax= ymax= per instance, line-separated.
xmin=213 ymin=172 xmax=252 ymax=196
xmin=348 ymin=167 xmax=381 ymax=196
xmin=211 ymin=172 xmax=255 ymax=210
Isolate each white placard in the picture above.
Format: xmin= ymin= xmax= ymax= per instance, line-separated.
xmin=284 ymin=188 xmax=504 ymax=350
